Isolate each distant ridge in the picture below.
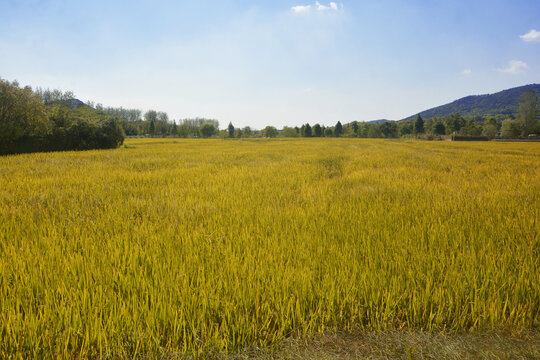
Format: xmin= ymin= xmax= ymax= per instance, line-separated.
xmin=367 ymin=119 xmax=390 ymax=124
xmin=402 ymin=84 xmax=540 ymax=121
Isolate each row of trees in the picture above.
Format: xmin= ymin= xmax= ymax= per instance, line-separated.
xmin=2 ymin=78 xmax=537 ymax=155
xmin=1 ymin=79 xmax=125 ymax=155
xmin=166 ymin=89 xmax=538 ymax=140
xmin=72 ymin=87 xmax=538 ymax=141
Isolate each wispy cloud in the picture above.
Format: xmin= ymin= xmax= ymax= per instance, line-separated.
xmin=291 ymin=2 xmax=340 ymax=13
xmin=520 ymin=29 xmax=540 ymax=42
xmin=499 ymin=60 xmax=528 ymax=74
xmin=462 ymin=68 xmax=472 ymax=75
xmin=316 ymin=1 xmax=339 ymax=11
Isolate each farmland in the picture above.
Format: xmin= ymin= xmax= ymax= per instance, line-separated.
xmin=0 ymin=138 xmax=538 ymax=358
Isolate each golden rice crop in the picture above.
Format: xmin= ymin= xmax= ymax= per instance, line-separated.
xmin=0 ymin=138 xmax=538 ymax=358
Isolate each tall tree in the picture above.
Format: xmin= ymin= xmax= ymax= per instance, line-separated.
xmin=517 ymin=89 xmax=539 ymax=136
xmin=228 ymin=122 xmax=235 ymax=138
xmin=304 ymin=123 xmax=312 ymax=137
xmin=149 ymin=119 xmax=156 ymax=136
xmin=334 ymin=121 xmax=343 ymax=137
xmin=414 ymin=114 xmax=425 ymax=134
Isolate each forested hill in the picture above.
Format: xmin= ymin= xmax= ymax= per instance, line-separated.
xmin=402 ymin=84 xmax=540 ymax=121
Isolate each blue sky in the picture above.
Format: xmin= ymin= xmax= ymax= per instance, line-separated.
xmin=1 ymin=0 xmax=539 ymax=128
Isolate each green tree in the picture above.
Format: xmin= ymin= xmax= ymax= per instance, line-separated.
xmin=351 ymin=121 xmax=359 ymax=136
xmin=517 ymin=89 xmax=539 ymax=136
xmin=481 ymin=124 xmax=498 ymax=139
xmin=380 ymin=121 xmax=398 ymax=138
xmin=228 ymin=122 xmax=235 ymax=138
xmin=434 ymin=122 xmax=446 ymax=135
xmin=367 ymin=123 xmax=382 ymax=138
xmin=281 ymin=127 xmax=298 ymax=137
xmin=171 ymin=121 xmax=178 ymax=137
xmin=414 ymin=114 xmax=424 ymax=134
xmin=444 ymin=114 xmax=465 ymax=134
xmin=313 ymin=123 xmax=322 ymax=137
xmin=324 ymin=128 xmax=333 ymax=137
xmin=149 ymin=119 xmax=156 ymax=136
xmin=144 ymin=110 xmax=157 ymax=122
xmin=398 ymin=121 xmax=413 ymax=136
xmin=199 ymin=123 xmax=216 ymax=138
xmin=501 ymin=119 xmax=520 ymax=137
xmin=334 ymin=121 xmax=343 ymax=137
xmin=0 ymin=79 xmax=49 ymax=152
xmin=303 ymin=123 xmax=312 ymax=137
xmin=262 ymin=126 xmax=278 ymax=138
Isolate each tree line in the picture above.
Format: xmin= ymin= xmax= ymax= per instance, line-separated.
xmin=2 ymin=77 xmax=538 ymax=156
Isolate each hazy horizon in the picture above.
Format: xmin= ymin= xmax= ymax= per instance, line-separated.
xmin=1 ymin=0 xmax=539 ymax=128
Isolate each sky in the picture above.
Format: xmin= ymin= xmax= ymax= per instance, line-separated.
xmin=1 ymin=0 xmax=539 ymax=129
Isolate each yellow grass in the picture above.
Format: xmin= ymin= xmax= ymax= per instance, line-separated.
xmin=0 ymin=138 xmax=538 ymax=358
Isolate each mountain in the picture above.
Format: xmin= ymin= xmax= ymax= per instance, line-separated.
xmin=367 ymin=119 xmax=390 ymax=123
xmin=402 ymin=84 xmax=540 ymax=121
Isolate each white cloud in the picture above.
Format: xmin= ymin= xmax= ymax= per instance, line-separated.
xmin=291 ymin=2 xmax=340 ymax=13
xmin=462 ymin=68 xmax=472 ymax=75
xmin=520 ymin=29 xmax=540 ymax=42
xmin=291 ymin=5 xmax=311 ymax=13
xmin=499 ymin=60 xmax=528 ymax=74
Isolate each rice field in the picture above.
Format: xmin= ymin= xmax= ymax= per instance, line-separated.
xmin=0 ymin=138 xmax=538 ymax=358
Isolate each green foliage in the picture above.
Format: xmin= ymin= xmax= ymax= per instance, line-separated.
xmin=0 ymin=79 xmax=50 ymax=152
xmin=444 ymin=113 xmax=466 ymax=134
xmin=517 ymin=89 xmax=539 ymax=136
xmin=171 ymin=121 xmax=178 ymax=136
xmin=367 ymin=124 xmax=382 ymax=138
xmin=149 ymin=119 xmax=156 ymax=136
xmin=351 ymin=121 xmax=359 ymax=136
xmin=280 ymin=126 xmax=299 ymax=137
xmin=501 ymin=119 xmax=520 ymax=137
xmin=199 ymin=123 xmax=217 ymax=138
xmin=398 ymin=121 xmax=413 ymax=136
xmin=302 ymin=123 xmax=312 ymax=137
xmin=414 ymin=115 xmax=424 ymax=134
xmin=481 ymin=124 xmax=498 ymax=139
xmin=334 ymin=121 xmax=343 ymax=136
xmin=0 ymin=78 xmax=124 ymax=155
xmin=262 ymin=126 xmax=278 ymax=138
xmin=380 ymin=121 xmax=398 ymax=138
xmin=313 ymin=123 xmax=322 ymax=137
xmin=459 ymin=119 xmax=483 ymax=136
xmin=434 ymin=122 xmax=446 ymax=135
